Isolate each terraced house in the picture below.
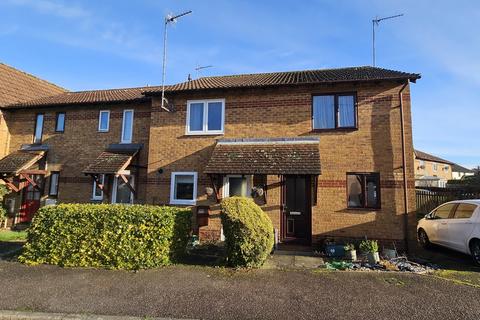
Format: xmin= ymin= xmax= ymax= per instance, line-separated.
xmin=0 ymin=64 xmax=421 ymax=249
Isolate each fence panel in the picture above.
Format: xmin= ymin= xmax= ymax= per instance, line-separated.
xmin=416 ymin=187 xmax=480 ymax=214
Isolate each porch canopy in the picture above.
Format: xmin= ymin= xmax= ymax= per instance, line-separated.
xmin=0 ymin=144 xmax=48 ymax=192
xmin=82 ymin=143 xmax=142 ymax=197
xmin=204 ymin=137 xmax=321 ymax=175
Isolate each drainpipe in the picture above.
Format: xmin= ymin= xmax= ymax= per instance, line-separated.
xmin=399 ymin=81 xmax=409 ymax=252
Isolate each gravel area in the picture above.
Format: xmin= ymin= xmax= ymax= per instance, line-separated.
xmin=0 ymin=260 xmax=479 ymax=320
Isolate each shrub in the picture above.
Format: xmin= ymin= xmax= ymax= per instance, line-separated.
xmin=0 ymin=185 xmax=10 ymax=226
xmin=359 ymin=240 xmax=379 ymax=253
xmin=220 ymin=197 xmax=274 ymax=268
xmin=19 ymin=204 xmax=191 ymax=270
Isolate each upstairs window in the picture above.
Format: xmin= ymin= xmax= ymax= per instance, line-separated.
xmin=121 ymin=110 xmax=134 ymax=143
xmin=433 ymin=163 xmax=438 ymax=171
xmin=186 ymin=99 xmax=225 ymax=135
xmin=55 ymin=113 xmax=65 ymax=133
xmin=33 ymin=114 xmax=44 ymax=144
xmin=347 ymin=173 xmax=380 ymax=209
xmin=98 ymin=110 xmax=110 ymax=132
xmin=313 ymin=94 xmax=356 ymax=130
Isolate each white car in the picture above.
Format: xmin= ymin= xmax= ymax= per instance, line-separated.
xmin=417 ymin=199 xmax=480 ymax=266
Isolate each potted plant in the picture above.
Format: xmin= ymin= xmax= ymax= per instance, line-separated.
xmin=343 ymin=243 xmax=357 ymax=261
xmin=360 ymin=239 xmax=380 ymax=264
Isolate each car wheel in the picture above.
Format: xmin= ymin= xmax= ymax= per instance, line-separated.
xmin=418 ymin=229 xmax=431 ymax=249
xmin=470 ymin=240 xmax=480 ymax=266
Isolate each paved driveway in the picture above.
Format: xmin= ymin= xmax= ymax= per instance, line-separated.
xmin=0 ymin=261 xmax=479 ymax=320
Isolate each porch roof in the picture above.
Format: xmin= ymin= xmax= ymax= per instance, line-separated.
xmin=82 ymin=144 xmax=142 ymax=175
xmin=0 ymin=150 xmax=46 ymax=176
xmin=204 ymin=137 xmax=321 ymax=175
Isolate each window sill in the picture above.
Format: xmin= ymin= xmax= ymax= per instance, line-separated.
xmin=185 ymin=132 xmax=224 ymax=136
xmin=311 ymin=127 xmax=358 ymax=133
xmin=346 ymin=207 xmax=381 ymax=211
xmin=170 ymin=200 xmax=196 ymax=206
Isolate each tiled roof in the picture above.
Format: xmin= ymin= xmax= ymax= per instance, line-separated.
xmin=451 ymin=164 xmax=474 ymax=174
xmin=6 ymin=86 xmax=160 ymax=109
xmin=83 ymin=144 xmax=141 ymax=175
xmin=204 ymin=137 xmax=321 ymax=175
xmin=146 ymin=66 xmax=420 ymax=93
xmin=0 ymin=150 xmax=45 ymax=175
xmin=414 ymin=149 xmax=454 ymax=165
xmin=0 ymin=63 xmax=66 ymax=107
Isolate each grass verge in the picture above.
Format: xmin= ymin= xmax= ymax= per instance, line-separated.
xmin=433 ymin=269 xmax=480 ymax=288
xmin=0 ymin=230 xmax=27 ymax=242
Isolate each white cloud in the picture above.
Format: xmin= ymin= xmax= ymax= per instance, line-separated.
xmin=4 ymin=0 xmax=90 ymax=18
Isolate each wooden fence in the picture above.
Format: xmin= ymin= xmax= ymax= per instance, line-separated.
xmin=416 ymin=187 xmax=480 ymax=214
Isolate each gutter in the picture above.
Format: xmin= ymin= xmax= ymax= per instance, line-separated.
xmin=399 ymin=81 xmax=410 ymax=252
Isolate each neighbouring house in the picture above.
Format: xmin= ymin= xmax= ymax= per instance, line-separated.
xmin=0 ymin=63 xmax=65 ymax=159
xmin=0 ymin=65 xmax=421 ymax=249
xmin=451 ymin=164 xmax=475 ymax=180
xmin=414 ymin=150 xmax=454 ymax=188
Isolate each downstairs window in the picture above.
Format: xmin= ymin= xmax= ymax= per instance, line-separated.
xmin=347 ymin=173 xmax=380 ymax=209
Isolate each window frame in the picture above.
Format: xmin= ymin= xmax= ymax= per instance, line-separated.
xmin=433 ymin=163 xmax=438 ymax=171
xmin=121 ymin=109 xmax=134 ymax=143
xmin=92 ymin=174 xmax=105 ymax=201
xmin=33 ymin=113 xmax=44 ymax=144
xmin=98 ymin=110 xmax=110 ymax=132
xmin=55 ymin=112 xmax=66 ymax=133
xmin=346 ymin=172 xmax=381 ymax=210
xmin=48 ymin=171 xmax=60 ymax=196
xmin=311 ymin=92 xmax=358 ymax=131
xmin=186 ymin=99 xmax=225 ymax=135
xmin=170 ymin=172 xmax=198 ymax=205
xmin=111 ymin=173 xmax=134 ymax=204
xmin=222 ymin=175 xmax=252 ymax=198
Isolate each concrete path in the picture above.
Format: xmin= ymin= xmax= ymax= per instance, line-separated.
xmin=1 ymin=260 xmax=480 ymax=320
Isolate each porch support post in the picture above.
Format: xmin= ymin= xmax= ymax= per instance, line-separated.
xmin=1 ymin=178 xmax=19 ymax=192
xmin=119 ymin=174 xmax=137 ymax=198
xmin=208 ymin=174 xmax=220 ymax=203
xmin=19 ymin=173 xmax=41 ymax=192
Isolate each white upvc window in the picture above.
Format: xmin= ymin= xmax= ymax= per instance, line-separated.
xmin=98 ymin=110 xmax=110 ymax=132
xmin=186 ymin=99 xmax=225 ymax=135
xmin=433 ymin=163 xmax=438 ymax=171
xmin=170 ymin=172 xmax=197 ymax=205
xmin=223 ymin=175 xmax=252 ymax=198
xmin=112 ymin=173 xmax=134 ymax=204
xmin=92 ymin=174 xmax=105 ymax=200
xmin=121 ymin=109 xmax=134 ymax=143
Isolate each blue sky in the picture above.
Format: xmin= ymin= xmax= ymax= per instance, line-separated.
xmin=0 ymin=0 xmax=478 ymax=168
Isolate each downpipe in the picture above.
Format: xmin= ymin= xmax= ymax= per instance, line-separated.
xmin=399 ymin=81 xmax=410 ymax=252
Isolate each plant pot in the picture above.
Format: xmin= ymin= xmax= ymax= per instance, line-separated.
xmin=382 ymin=248 xmax=396 ymax=260
xmin=345 ymin=250 xmax=357 ymax=261
xmin=367 ymin=252 xmax=380 ymax=264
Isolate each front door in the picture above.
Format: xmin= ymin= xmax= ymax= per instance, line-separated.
xmin=282 ymin=176 xmax=311 ymax=244
xmin=19 ymin=175 xmax=43 ymax=223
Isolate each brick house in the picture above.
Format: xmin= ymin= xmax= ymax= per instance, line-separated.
xmin=414 ymin=149 xmax=453 ymax=187
xmin=0 ymin=66 xmax=420 ymax=249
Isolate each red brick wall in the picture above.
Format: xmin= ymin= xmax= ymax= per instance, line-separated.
xmin=147 ymin=81 xmax=417 ymax=246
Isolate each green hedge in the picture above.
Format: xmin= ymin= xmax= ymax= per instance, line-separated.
xmin=221 ymin=197 xmax=274 ymax=268
xmin=19 ymin=204 xmax=191 ymax=270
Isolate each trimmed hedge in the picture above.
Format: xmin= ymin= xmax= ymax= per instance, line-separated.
xmin=221 ymin=197 xmax=274 ymax=268
xmin=19 ymin=204 xmax=191 ymax=270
